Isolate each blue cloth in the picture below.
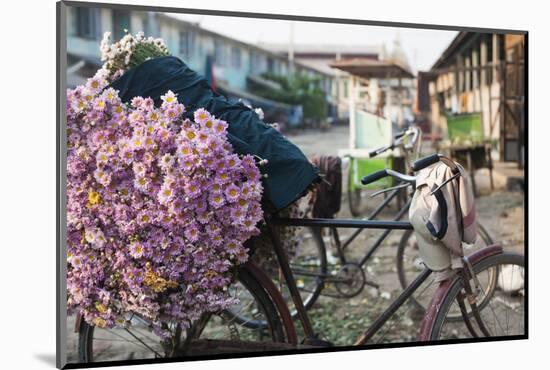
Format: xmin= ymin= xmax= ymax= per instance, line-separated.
xmin=109 ymin=56 xmax=319 ymax=210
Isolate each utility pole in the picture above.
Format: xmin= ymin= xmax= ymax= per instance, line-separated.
xmin=288 ymin=21 xmax=295 ymax=74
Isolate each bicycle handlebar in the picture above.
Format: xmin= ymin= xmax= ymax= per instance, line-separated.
xmin=368 ymin=126 xmax=421 ymax=159
xmin=412 ymin=154 xmax=459 ymax=173
xmin=362 ymin=153 xmax=458 ymax=186
xmin=394 ymin=130 xmax=407 ymax=140
xmin=361 ymin=169 xmax=416 ymax=186
xmin=361 ymin=169 xmax=388 ymax=185
xmin=368 ymin=145 xmax=394 ymax=158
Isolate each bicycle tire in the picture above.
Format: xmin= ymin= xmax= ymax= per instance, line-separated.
xmin=224 ymin=226 xmax=327 ymax=329
xmin=428 ymin=251 xmax=525 ymax=341
xmin=396 ymin=222 xmax=495 ymax=317
xmin=348 ymin=188 xmax=363 ymax=217
xmin=291 ymin=226 xmax=328 ymax=315
xmin=348 ymin=159 xmax=363 ymax=217
xmin=77 ymin=266 xmax=285 ymax=363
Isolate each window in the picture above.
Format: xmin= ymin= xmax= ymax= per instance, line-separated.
xmin=75 ymin=7 xmax=100 ymax=39
xmin=250 ymin=52 xmax=261 ymax=73
xmin=214 ymin=40 xmax=225 ymax=66
xmin=230 ymin=46 xmax=241 ymax=68
xmin=112 ymin=10 xmax=130 ymax=40
xmin=267 ymin=58 xmax=274 ymax=73
xmin=343 ymin=80 xmax=348 ymax=99
xmin=179 ymin=30 xmax=195 ymax=59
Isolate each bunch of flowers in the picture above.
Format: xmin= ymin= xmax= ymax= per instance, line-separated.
xmin=99 ymin=30 xmax=170 ymax=82
xmin=66 ymin=70 xmax=264 ymax=339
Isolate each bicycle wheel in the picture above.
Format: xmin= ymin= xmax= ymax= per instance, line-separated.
xmin=348 ymin=160 xmax=364 ymax=217
xmin=225 ymin=226 xmax=327 ymax=330
xmin=396 ymin=222 xmax=494 ymax=317
xmin=429 ymin=252 xmax=525 ymax=340
xmin=348 ymin=188 xmax=363 ymax=217
xmin=77 ymin=267 xmax=285 ymax=363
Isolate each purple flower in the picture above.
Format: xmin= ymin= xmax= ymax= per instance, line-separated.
xmin=129 ymin=241 xmax=145 ymax=258
xmin=184 ymin=223 xmax=201 ymax=242
xmin=208 ymin=193 xmax=225 ymax=209
xmin=224 ymin=183 xmax=240 ymax=202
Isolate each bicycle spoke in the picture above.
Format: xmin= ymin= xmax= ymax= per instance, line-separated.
xmin=123 ymin=328 xmax=163 ymax=358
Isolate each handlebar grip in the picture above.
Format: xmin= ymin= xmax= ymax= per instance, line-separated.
xmin=394 ymin=130 xmax=407 ymax=140
xmin=361 ymin=169 xmax=388 ymax=185
xmin=412 ymin=154 xmax=440 ymax=172
xmin=368 ymin=149 xmax=381 ymax=158
xmin=369 ymin=144 xmax=394 ymax=158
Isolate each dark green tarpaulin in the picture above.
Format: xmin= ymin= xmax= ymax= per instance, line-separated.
xmin=109 ymin=56 xmax=319 ymax=210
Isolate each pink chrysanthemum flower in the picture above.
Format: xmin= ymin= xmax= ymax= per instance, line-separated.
xmin=93 ymin=97 xmax=107 ymax=111
xmin=213 ymin=119 xmax=228 ymax=134
xmin=193 ymin=108 xmax=211 ymax=124
xmin=161 ymin=90 xmax=178 ymax=105
xmin=159 ymin=153 xmax=174 ymax=171
xmin=184 ymin=181 xmax=201 ymax=199
xmin=102 ymin=87 xmax=118 ymax=103
xmin=131 ymin=96 xmax=145 ymax=109
xmin=157 ymin=183 xmax=175 ymax=205
xmin=129 ymin=241 xmax=145 ymax=259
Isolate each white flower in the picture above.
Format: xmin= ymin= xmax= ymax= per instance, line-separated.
xmin=124 ymin=52 xmax=132 ymax=65
xmin=254 ymin=108 xmax=265 ymax=120
xmin=161 ymin=90 xmax=178 ymax=104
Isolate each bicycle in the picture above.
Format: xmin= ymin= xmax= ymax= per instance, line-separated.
xmin=270 ymin=127 xmax=493 ymax=321
xmin=266 ymin=153 xmax=524 ymax=345
xmin=347 ymin=125 xmax=421 ymax=216
xmin=76 ymin=153 xmax=525 ymax=362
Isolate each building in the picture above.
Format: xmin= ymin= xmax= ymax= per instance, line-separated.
xmin=424 ymin=32 xmax=525 ymax=166
xmin=261 ymin=38 xmax=416 ymax=126
xmin=259 ymin=43 xmax=382 ymax=121
xmin=65 ymin=6 xmax=335 ymax=126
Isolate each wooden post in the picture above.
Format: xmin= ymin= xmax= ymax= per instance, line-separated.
xmin=385 ymin=73 xmax=392 ymax=123
xmin=481 ymin=37 xmax=489 ymax=140
xmin=457 ymin=55 xmax=465 ymax=93
xmin=348 ymin=75 xmax=356 ymax=151
xmin=492 ymin=34 xmax=500 ymax=82
xmin=465 ymin=56 xmax=471 ymax=94
xmin=480 ymin=39 xmax=488 ymax=86
xmin=472 ymin=47 xmax=479 ymax=92
xmin=397 ymin=77 xmax=405 ymax=128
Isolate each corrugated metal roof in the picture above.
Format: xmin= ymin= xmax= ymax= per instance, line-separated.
xmin=430 ymin=32 xmax=476 ymax=71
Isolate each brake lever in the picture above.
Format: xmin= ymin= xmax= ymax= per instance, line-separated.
xmin=369 ymin=183 xmax=411 ymax=198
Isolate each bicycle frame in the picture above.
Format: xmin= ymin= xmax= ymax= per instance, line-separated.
xmin=267 ymin=214 xmax=434 ymax=344
xmin=339 ymin=126 xmax=420 ymax=268
xmin=259 ymin=151 xmax=502 ymax=345
xmin=266 ymin=214 xmax=508 ymax=345
xmin=332 ymin=184 xmax=412 ymax=266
